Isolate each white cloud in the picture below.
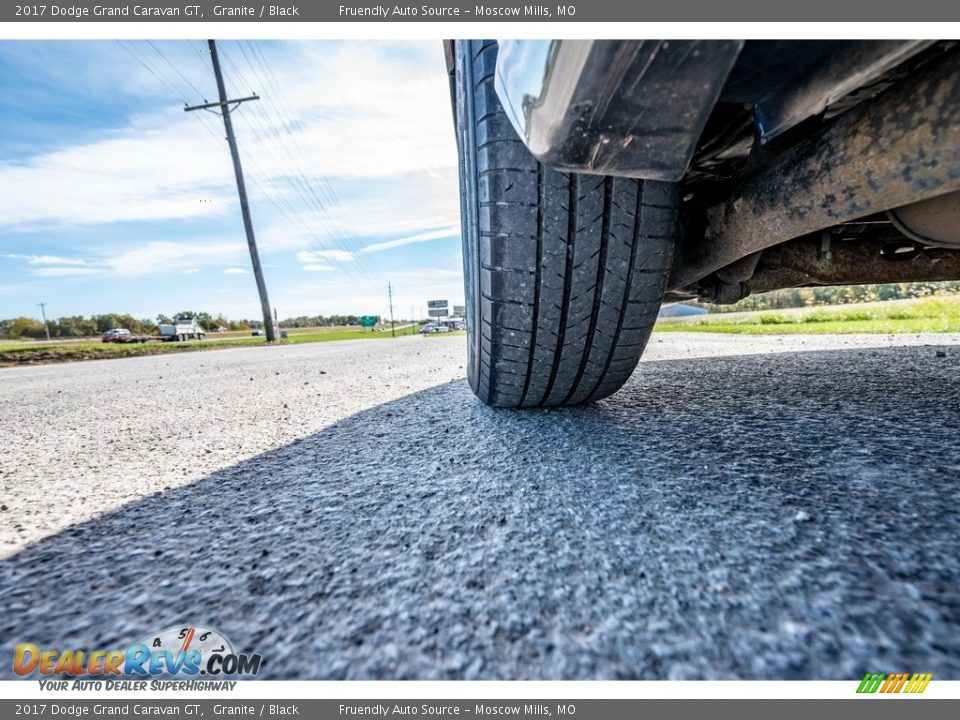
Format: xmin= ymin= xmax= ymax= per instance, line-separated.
xmin=273 ymin=264 xmax=464 ymax=317
xmin=105 ymin=241 xmax=245 ymax=277
xmin=7 ymin=253 xmax=93 ymax=266
xmin=0 ymin=41 xmax=457 ymax=232
xmin=0 ymin=117 xmax=235 ymax=230
xmin=223 ymin=267 xmax=249 ymax=275
xmin=296 ymin=249 xmax=354 ymax=263
xmin=359 ymin=225 xmax=460 ymax=255
xmin=230 ymin=41 xmax=457 ymax=180
xmin=31 ymin=267 xmax=103 ymax=277
xmin=5 ymin=252 xmax=107 ymax=278
xmin=0 ymin=41 xmax=466 ymax=317
xmin=258 ymin=168 xmax=461 ymax=263
xmin=6 ymin=241 xmax=248 ymax=280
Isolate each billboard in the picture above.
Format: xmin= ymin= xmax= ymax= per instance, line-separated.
xmin=427 ymin=299 xmax=448 ymax=318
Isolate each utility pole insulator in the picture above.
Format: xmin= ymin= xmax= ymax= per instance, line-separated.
xmin=186 ymin=39 xmax=276 ymax=343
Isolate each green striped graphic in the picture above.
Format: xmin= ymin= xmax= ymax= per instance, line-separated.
xmin=857 ymin=672 xmax=886 ymax=693
xmin=856 ymin=672 xmax=932 ymax=693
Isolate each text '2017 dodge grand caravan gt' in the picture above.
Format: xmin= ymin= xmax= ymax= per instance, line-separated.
xmin=446 ymin=39 xmax=960 ymax=407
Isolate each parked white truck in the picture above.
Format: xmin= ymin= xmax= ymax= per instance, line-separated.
xmin=158 ymin=316 xmax=206 ymax=342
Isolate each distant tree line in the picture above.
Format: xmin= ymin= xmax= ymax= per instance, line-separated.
xmin=1 ymin=314 xmax=156 ymax=340
xmin=156 ymin=311 xmax=260 ymax=333
xmin=278 ymin=315 xmax=379 ymax=328
xmin=0 ymin=311 xmax=261 ymax=340
xmin=0 ymin=310 xmax=382 ymax=340
xmin=699 ymin=281 xmax=960 ymax=313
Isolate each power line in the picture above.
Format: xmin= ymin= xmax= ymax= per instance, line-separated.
xmin=186 ymin=101 xmax=377 ymax=291
xmin=221 ymin=42 xmax=383 ymax=281
xmin=218 ymin=48 xmax=346 ymax=225
xmin=188 ymin=40 xmax=215 ymax=77
xmin=186 ymin=76 xmax=379 ymax=295
xmin=126 ymin=39 xmax=372 ymax=292
xmin=119 ymin=40 xmax=388 ymax=313
xmin=201 ymin=86 xmax=375 ymax=286
xmin=146 ymin=40 xmax=206 ymax=100
xmin=249 ymin=41 xmax=369 ymax=243
xmin=118 ymin=42 xmax=367 ymax=297
xmin=214 ymin=50 xmax=339 ymax=222
xmin=115 ymin=40 xmax=189 ymax=101
xmin=247 ymin=42 xmax=372 ymax=257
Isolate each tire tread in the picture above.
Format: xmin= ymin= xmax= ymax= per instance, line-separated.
xmin=459 ymin=40 xmax=678 ymax=407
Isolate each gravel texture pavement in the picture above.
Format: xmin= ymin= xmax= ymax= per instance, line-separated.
xmin=1 ymin=332 xmax=959 ymax=679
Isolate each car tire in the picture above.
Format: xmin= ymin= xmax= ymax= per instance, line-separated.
xmin=455 ymin=40 xmax=680 ymax=407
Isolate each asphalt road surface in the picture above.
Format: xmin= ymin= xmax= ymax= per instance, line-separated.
xmin=1 ymin=333 xmax=959 ymax=679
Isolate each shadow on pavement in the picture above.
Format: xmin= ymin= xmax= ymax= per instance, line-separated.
xmin=2 ymin=344 xmax=958 ymax=679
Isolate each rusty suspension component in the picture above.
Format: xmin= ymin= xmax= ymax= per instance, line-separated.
xmin=670 ymin=51 xmax=960 ymax=293
xmin=699 ymin=236 xmax=960 ymax=302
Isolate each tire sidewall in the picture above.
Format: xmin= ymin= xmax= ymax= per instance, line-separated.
xmin=455 ymin=40 xmax=483 ymax=397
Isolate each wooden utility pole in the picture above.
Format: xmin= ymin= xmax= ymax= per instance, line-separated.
xmin=37 ymin=302 xmax=50 ymax=341
xmin=388 ymin=282 xmax=395 ymax=338
xmin=185 ymin=39 xmax=276 ymax=342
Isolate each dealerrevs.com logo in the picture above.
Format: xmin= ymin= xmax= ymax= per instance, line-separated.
xmin=14 ymin=626 xmax=262 ymax=682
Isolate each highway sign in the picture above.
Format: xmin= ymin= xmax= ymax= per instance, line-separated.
xmin=360 ymin=316 xmax=377 ymax=328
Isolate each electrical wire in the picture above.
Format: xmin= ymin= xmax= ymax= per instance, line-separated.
xmin=220 ymin=42 xmax=384 ymax=281
xmin=145 ymin=40 xmax=207 ymax=100
xmin=116 ymin=40 xmax=391 ymax=300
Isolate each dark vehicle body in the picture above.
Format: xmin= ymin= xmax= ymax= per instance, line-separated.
xmin=447 ymin=39 xmax=960 ymax=406
xmin=101 ymin=328 xmax=131 ymax=343
xmin=102 ymin=329 xmax=150 ymax=344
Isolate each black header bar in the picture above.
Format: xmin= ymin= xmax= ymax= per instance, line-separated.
xmin=3 ymin=1 xmax=960 ymax=22
xmin=0 ymin=700 xmax=958 ymax=720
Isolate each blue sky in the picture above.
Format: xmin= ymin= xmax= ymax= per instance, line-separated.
xmin=0 ymin=40 xmax=464 ymax=322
